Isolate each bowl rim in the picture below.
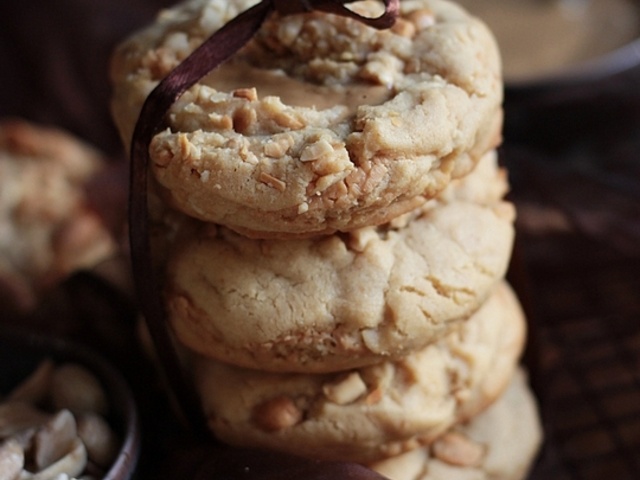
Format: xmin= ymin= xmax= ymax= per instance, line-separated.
xmin=0 ymin=325 xmax=141 ymax=480
xmin=506 ymin=28 xmax=640 ymax=92
xmin=504 ymin=0 xmax=640 ymax=94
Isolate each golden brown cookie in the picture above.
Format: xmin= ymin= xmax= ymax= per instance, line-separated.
xmin=164 ymin=150 xmax=514 ymax=372
xmin=369 ymin=368 xmax=542 ymax=480
xmin=191 ymin=281 xmax=526 ymax=463
xmin=110 ymin=0 xmax=503 ymax=238
xmin=0 ymin=119 xmax=117 ymax=313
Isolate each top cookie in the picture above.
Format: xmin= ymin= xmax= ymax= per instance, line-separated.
xmin=110 ymin=0 xmax=503 ymax=238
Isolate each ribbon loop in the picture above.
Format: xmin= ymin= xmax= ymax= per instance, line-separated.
xmin=272 ymin=0 xmax=399 ymax=29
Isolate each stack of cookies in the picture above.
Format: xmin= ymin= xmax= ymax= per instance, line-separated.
xmin=110 ymin=0 xmax=542 ymax=478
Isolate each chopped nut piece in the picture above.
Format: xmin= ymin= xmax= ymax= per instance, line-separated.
xmin=232 ymin=87 xmax=258 ymax=102
xmin=76 ymin=413 xmax=119 ymax=468
xmin=297 ymin=202 xmax=309 ymax=214
xmin=312 ymin=172 xmax=344 ymax=195
xmin=361 ymin=329 xmax=380 ymax=352
xmin=264 ymin=136 xmax=293 ymax=158
xmin=391 ymin=18 xmax=416 ymax=38
xmin=406 ymin=8 xmax=436 ymax=30
xmin=209 ymin=114 xmax=233 ymax=130
xmin=258 ymin=172 xmax=287 ymax=192
xmin=263 ymin=97 xmax=306 ymax=130
xmin=1 ymin=361 xmax=120 ymax=479
xmin=300 ymin=139 xmax=334 ymax=162
xmin=34 ymin=410 xmax=77 ymax=470
xmin=178 ymin=134 xmax=197 ymax=160
xmin=0 ymin=439 xmax=24 ymax=479
xmin=29 ymin=437 xmax=87 ymax=480
xmin=323 ymin=372 xmax=367 ymax=405
xmin=253 ymin=396 xmax=302 ymax=432
xmin=232 ymin=107 xmax=257 ymax=134
xmin=390 ymin=116 xmax=403 ymax=127
xmin=432 ymin=431 xmax=486 ymax=467
xmin=347 ymin=228 xmax=378 ymax=253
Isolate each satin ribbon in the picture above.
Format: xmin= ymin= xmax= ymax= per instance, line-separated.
xmin=129 ymin=0 xmax=399 ymax=435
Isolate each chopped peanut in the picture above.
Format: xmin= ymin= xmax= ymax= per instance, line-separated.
xmin=323 ymin=372 xmax=367 ymax=405
xmin=406 ymin=9 xmax=436 ymax=30
xmin=232 ymin=107 xmax=257 ymax=134
xmin=300 ymin=139 xmax=334 ymax=162
xmin=391 ymin=18 xmax=416 ymax=38
xmin=253 ymin=396 xmax=302 ymax=432
xmin=233 ymin=87 xmax=258 ymax=102
xmin=432 ymin=431 xmax=486 ymax=467
xmin=258 ymin=172 xmax=287 ymax=192
xmin=264 ymin=135 xmax=293 ymax=158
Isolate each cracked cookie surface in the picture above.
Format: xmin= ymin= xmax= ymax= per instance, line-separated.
xmin=110 ymin=0 xmax=502 ymax=237
xmin=164 ymin=151 xmax=514 ymax=372
xmin=369 ymin=368 xmax=542 ymax=480
xmin=192 ymin=282 xmax=525 ymax=463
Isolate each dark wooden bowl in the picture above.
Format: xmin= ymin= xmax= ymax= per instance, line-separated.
xmin=0 ymin=325 xmax=141 ymax=480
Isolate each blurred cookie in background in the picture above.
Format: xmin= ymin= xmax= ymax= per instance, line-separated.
xmin=0 ymin=119 xmax=119 ymax=315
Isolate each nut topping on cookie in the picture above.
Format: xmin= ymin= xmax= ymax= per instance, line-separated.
xmin=112 ymin=0 xmax=503 ymax=238
xmin=431 ymin=431 xmax=486 ymax=467
xmin=253 ymin=396 xmax=303 ymax=431
xmin=322 ymin=372 xmax=368 ymax=405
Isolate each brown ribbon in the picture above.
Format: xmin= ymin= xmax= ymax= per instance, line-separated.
xmin=129 ymin=0 xmax=399 ymax=435
xmin=272 ymin=0 xmax=399 ymax=28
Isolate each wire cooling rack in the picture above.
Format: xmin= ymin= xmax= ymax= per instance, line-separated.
xmin=504 ymin=135 xmax=640 ymax=480
xmin=527 ymin=255 xmax=640 ymax=479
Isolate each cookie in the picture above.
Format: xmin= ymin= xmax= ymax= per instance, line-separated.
xmin=191 ymin=281 xmax=525 ymax=463
xmin=369 ymin=368 xmax=542 ymax=480
xmin=110 ymin=0 xmax=503 ymax=238
xmin=0 ymin=119 xmax=117 ymax=313
xmin=164 ymin=150 xmax=515 ymax=372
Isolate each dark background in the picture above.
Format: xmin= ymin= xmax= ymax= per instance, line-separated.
xmin=0 ymin=0 xmax=174 ymax=158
